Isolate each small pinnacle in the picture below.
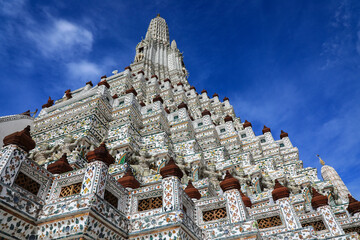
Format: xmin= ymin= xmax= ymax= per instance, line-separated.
xmin=317 ymin=155 xmax=325 ymax=166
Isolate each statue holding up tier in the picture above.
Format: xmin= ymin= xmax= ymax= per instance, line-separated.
xmin=135 ymin=52 xmax=144 ymax=62
xmin=231 ymin=167 xmax=250 ymax=185
xmin=203 ymin=163 xmax=222 ymax=190
xmin=130 ymin=149 xmax=156 ymax=177
xmin=260 ymin=173 xmax=274 ymax=191
xmin=174 ymin=155 xmax=192 ymax=184
xmin=286 ymin=178 xmax=301 ymax=194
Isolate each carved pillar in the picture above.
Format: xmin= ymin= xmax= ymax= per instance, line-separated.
xmin=160 ymin=158 xmax=183 ymax=212
xmin=272 ymin=179 xmax=302 ymax=230
xmin=262 ymin=125 xmax=274 ymax=143
xmin=0 ymin=126 xmax=35 ymax=185
xmin=220 ymin=171 xmax=249 ymax=223
xmin=224 ymin=189 xmax=248 ymax=223
xmin=201 ymin=109 xmax=212 ymax=125
xmin=277 ymin=198 xmax=302 ymax=230
xmin=280 ymin=130 xmax=293 ymax=147
xmin=311 ymin=188 xmax=344 ymax=236
xmin=317 ymin=205 xmax=344 ymax=236
xmin=81 ymin=143 xmax=114 ymax=198
xmin=81 ymin=161 xmax=108 ymax=197
xmin=242 ymin=120 xmax=256 ymax=138
xmin=0 ymin=145 xmax=28 ymax=185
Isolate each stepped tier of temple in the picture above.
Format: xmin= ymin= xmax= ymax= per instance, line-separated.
xmin=0 ymin=15 xmax=359 ymax=240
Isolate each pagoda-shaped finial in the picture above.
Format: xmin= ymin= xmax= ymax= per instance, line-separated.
xmin=145 ymin=14 xmax=169 ymax=43
xmin=240 ymin=190 xmax=252 ymax=208
xmin=220 ymin=171 xmax=240 ymax=192
xmin=42 ymin=97 xmax=54 ymax=109
xmin=272 ymin=179 xmax=290 ymax=201
xmin=311 ymin=187 xmax=328 ymax=209
xmin=262 ymin=125 xmax=271 ymax=134
xmin=160 ymin=158 xmax=183 ymax=179
xmin=347 ymin=194 xmax=360 ymax=215
xmin=184 ymin=180 xmax=201 ymax=200
xmin=86 ymin=142 xmax=115 ymax=166
xmin=243 ymin=120 xmax=252 ymax=128
xmin=118 ymin=168 xmax=140 ymax=189
xmin=317 ymin=155 xmax=325 ymax=166
xmin=280 ymin=130 xmax=288 ymax=139
xmin=47 ymin=153 xmax=73 ymax=174
xmin=3 ymin=125 xmax=36 ymax=152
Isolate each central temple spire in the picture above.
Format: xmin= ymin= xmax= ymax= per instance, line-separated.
xmin=145 ymin=14 xmax=170 ymax=43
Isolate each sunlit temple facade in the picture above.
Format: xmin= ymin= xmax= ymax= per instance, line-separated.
xmin=0 ymin=15 xmax=359 ymax=240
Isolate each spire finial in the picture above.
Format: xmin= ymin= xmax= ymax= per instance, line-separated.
xmin=157 ymin=13 xmax=160 ymax=17
xmin=317 ymin=155 xmax=325 ymax=166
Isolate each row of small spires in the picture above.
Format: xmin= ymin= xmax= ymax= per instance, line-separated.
xmin=243 ymin=120 xmax=289 ymax=139
xmin=2 ymin=126 xmax=360 ymax=215
xmin=41 ymin=88 xmax=289 ymax=137
xmin=41 ymin=67 xmax=230 ymax=109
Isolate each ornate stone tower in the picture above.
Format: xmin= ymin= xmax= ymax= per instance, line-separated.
xmin=133 ymin=14 xmax=187 ymax=86
xmin=0 ymin=15 xmax=359 ymax=240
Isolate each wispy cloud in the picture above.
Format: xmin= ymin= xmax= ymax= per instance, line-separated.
xmin=27 ymin=19 xmax=93 ymax=60
xmin=0 ymin=0 xmax=26 ymax=17
xmin=66 ymin=61 xmax=101 ymax=84
xmin=321 ymin=0 xmax=360 ymax=68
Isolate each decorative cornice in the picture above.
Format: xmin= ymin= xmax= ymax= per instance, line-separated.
xmin=0 ymin=114 xmax=33 ymax=123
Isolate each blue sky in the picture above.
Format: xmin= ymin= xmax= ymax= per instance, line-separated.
xmin=0 ymin=0 xmax=359 ymax=198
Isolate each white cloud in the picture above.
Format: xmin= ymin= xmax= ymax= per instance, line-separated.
xmin=28 ymin=19 xmax=93 ymax=59
xmin=66 ymin=61 xmax=101 ymax=84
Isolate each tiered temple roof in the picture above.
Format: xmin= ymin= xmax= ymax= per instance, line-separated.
xmin=0 ymin=15 xmax=359 ymax=240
